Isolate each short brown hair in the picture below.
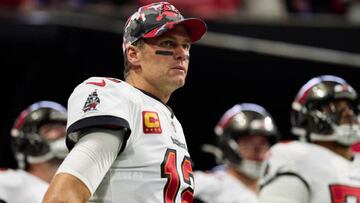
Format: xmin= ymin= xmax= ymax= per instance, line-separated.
xmin=123 ymin=39 xmax=145 ymax=79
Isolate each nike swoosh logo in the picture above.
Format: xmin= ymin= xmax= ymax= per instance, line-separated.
xmin=86 ymin=79 xmax=106 ymax=87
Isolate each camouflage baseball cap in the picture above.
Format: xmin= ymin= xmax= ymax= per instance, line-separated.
xmin=122 ymin=1 xmax=207 ymax=52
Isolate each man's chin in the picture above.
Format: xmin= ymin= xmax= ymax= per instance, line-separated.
xmin=171 ymin=79 xmax=185 ymax=90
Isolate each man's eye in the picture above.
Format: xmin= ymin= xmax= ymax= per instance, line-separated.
xmin=183 ymin=44 xmax=191 ymax=50
xmin=161 ymin=40 xmax=175 ymax=48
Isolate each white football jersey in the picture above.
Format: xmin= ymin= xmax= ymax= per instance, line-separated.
xmin=66 ymin=77 xmax=193 ymax=203
xmin=194 ymin=170 xmax=259 ymax=203
xmin=0 ymin=169 xmax=48 ymax=203
xmin=260 ymin=141 xmax=360 ymax=203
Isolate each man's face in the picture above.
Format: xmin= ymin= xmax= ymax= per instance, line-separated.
xmin=236 ymin=134 xmax=270 ymax=162
xmin=38 ymin=122 xmax=66 ymax=141
xmin=137 ymin=25 xmax=191 ymax=93
xmin=319 ymin=99 xmax=359 ymax=125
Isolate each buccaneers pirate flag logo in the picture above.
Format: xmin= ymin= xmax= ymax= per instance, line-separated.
xmin=83 ymin=90 xmax=100 ymax=113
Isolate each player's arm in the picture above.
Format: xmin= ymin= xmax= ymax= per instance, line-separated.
xmin=42 ymin=172 xmax=90 ymax=203
xmin=42 ymin=128 xmax=125 ymax=203
xmin=259 ymin=174 xmax=310 ymax=203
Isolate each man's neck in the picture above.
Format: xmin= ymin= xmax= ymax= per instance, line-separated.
xmin=126 ymin=75 xmax=171 ymax=103
xmin=228 ymin=168 xmax=259 ymax=194
xmin=28 ymin=161 xmax=60 ymax=183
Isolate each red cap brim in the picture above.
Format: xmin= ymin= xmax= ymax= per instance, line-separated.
xmin=142 ymin=18 xmax=207 ymax=43
xmin=177 ymin=18 xmax=207 ymax=42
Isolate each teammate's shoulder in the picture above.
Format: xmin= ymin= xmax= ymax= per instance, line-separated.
xmin=194 ymin=170 xmax=225 ymax=188
xmin=262 ymin=141 xmax=309 ymax=181
xmin=271 ymin=140 xmax=303 ymax=151
xmin=269 ymin=140 xmax=311 ymax=160
xmin=195 ymin=167 xmax=227 ymax=179
xmin=194 ymin=170 xmax=213 ymax=176
xmin=0 ymin=169 xmax=30 ymax=187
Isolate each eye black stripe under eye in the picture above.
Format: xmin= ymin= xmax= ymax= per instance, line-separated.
xmin=155 ymin=50 xmax=174 ymax=56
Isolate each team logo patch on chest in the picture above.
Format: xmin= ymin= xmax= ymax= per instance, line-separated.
xmin=142 ymin=111 xmax=162 ymax=134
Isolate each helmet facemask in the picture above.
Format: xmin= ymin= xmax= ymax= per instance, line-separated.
xmin=305 ymin=99 xmax=360 ymax=146
xmin=291 ymin=75 xmax=360 ymax=146
xmin=215 ymin=103 xmax=280 ymax=179
xmin=223 ymin=133 xmax=271 ymax=179
xmin=11 ymin=101 xmax=68 ymax=169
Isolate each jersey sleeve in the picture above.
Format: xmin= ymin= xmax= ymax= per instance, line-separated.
xmin=56 ymin=129 xmax=124 ymax=195
xmin=66 ymin=77 xmax=132 ymax=150
xmin=259 ymin=175 xmax=310 ymax=203
xmin=260 ymin=142 xmax=310 ymax=194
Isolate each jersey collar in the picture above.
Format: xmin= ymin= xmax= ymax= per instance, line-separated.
xmin=136 ymin=88 xmax=175 ymax=119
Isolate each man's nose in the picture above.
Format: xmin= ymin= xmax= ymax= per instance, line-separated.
xmin=340 ymin=107 xmax=358 ymax=124
xmin=174 ymin=46 xmax=188 ymax=61
xmin=341 ymin=106 xmax=354 ymax=116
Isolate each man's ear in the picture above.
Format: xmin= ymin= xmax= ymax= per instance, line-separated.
xmin=126 ymin=45 xmax=141 ymax=67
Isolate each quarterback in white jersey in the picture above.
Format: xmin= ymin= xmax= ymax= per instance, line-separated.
xmin=0 ymin=169 xmax=48 ymax=203
xmin=43 ymin=2 xmax=207 ymax=202
xmin=194 ymin=103 xmax=280 ymax=203
xmin=259 ymin=75 xmax=360 ymax=203
xmin=65 ymin=77 xmax=194 ymax=202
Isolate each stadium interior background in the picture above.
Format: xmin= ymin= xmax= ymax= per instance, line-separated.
xmin=1 ymin=0 xmax=360 ymax=170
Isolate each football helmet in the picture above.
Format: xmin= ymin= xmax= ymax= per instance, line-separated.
xmin=214 ymin=103 xmax=279 ymax=179
xmin=291 ymin=75 xmax=360 ymax=146
xmin=11 ymin=101 xmax=68 ymax=168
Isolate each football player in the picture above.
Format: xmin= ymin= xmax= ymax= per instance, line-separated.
xmin=259 ymin=75 xmax=360 ymax=203
xmin=194 ymin=103 xmax=280 ymax=203
xmin=43 ymin=2 xmax=207 ymax=202
xmin=0 ymin=100 xmax=67 ymax=203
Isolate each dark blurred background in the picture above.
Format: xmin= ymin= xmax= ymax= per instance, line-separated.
xmin=1 ymin=0 xmax=360 ymax=170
